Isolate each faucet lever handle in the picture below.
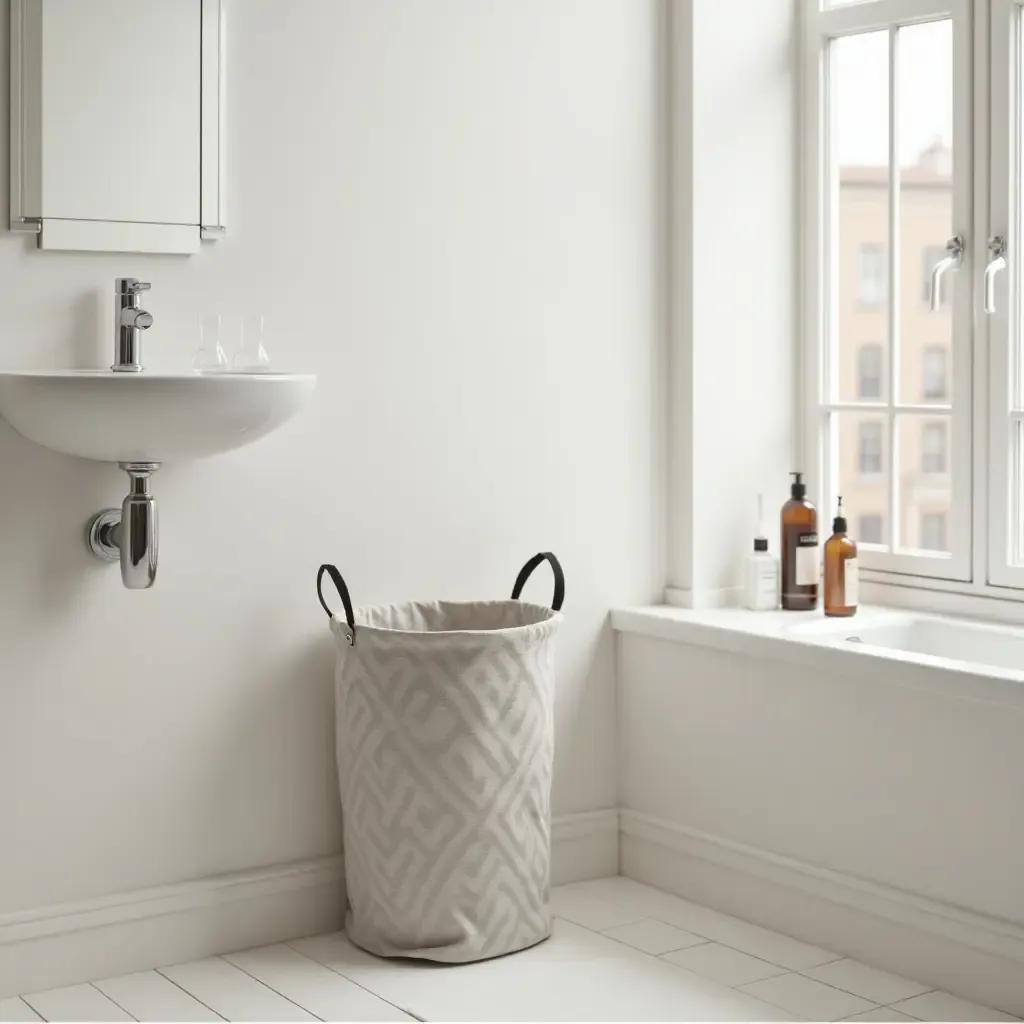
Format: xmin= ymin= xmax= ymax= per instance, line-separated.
xmin=115 ymin=277 xmax=151 ymax=295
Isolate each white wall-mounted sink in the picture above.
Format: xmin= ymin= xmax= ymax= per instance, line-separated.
xmin=0 ymin=370 xmax=317 ymax=463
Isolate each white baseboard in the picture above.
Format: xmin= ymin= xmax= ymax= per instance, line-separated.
xmin=0 ymin=857 xmax=346 ymax=1001
xmin=551 ymin=809 xmax=620 ymax=885
xmin=621 ymin=810 xmax=1024 ymax=1017
xmin=0 ymin=810 xmax=619 ymax=1000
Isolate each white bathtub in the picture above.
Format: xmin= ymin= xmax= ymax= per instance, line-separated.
xmin=793 ymin=610 xmax=1024 ymax=677
xmin=612 ymin=602 xmax=1024 ymax=1015
xmin=612 ymin=604 xmax=1024 ymax=708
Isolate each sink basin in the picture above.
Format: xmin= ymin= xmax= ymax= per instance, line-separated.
xmin=0 ymin=370 xmax=317 ymax=463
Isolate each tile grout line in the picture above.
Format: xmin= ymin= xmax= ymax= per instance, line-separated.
xmin=559 ymin=908 xmax=852 ymax=988
xmin=736 ymin=972 xmax=884 ymax=1009
xmin=153 ymin=970 xmax=228 ymax=1021
xmin=17 ymin=995 xmax=47 ymax=1022
xmin=585 ymin=910 xmax=883 ymax=1011
xmin=732 ymin=978 xmax=882 ymax=1021
xmin=283 ymin=940 xmax=424 ymax=1021
xmin=87 ymin=981 xmax=138 ymax=1022
xmin=644 ymin=915 xmax=847 ymax=973
xmin=796 ymin=968 xmax=937 ymax=1005
xmin=597 ymin=925 xmax=712 ymax=957
xmin=212 ymin=954 xmax=326 ymax=1022
xmin=558 ymin=893 xmax=995 ymax=1018
xmin=656 ymin=950 xmax=798 ymax=981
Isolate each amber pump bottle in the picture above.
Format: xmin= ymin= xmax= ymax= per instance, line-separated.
xmin=781 ymin=472 xmax=818 ymax=610
xmin=824 ymin=496 xmax=858 ymax=617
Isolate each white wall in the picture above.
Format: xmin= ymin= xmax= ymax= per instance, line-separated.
xmin=0 ymin=0 xmax=665 ymax=917
xmin=667 ymin=0 xmax=797 ymax=606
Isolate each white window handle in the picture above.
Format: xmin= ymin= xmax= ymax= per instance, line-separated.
xmin=929 ymin=235 xmax=964 ymax=312
xmin=984 ymin=236 xmax=1007 ymax=314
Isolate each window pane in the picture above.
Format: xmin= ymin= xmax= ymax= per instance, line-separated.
xmin=898 ymin=20 xmax=954 ymax=406
xmin=922 ymin=346 xmax=948 ymax=401
xmin=920 ymin=420 xmax=948 ymax=474
xmin=1012 ymin=422 xmax=1024 ymax=566
xmin=1015 ymin=17 xmax=1024 ymax=410
xmin=897 ymin=415 xmax=952 ymax=554
xmin=834 ymin=412 xmax=890 ymax=547
xmin=857 ymin=343 xmax=884 ymax=399
xmin=919 ymin=512 xmax=948 ymax=553
xmin=834 ymin=31 xmax=889 ymax=403
xmin=857 ymin=513 xmax=885 ymax=546
xmin=859 ymin=245 xmax=887 ymax=307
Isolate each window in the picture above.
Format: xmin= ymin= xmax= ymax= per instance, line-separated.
xmin=920 ymin=512 xmax=948 ymax=552
xmin=803 ymin=0 xmax=975 ymax=584
xmin=921 ymin=421 xmax=948 ymax=474
xmin=858 ymin=244 xmax=887 ymax=307
xmin=922 ymin=346 xmax=948 ymax=400
xmin=858 ymin=514 xmax=884 ymax=544
xmin=922 ymin=246 xmax=950 ymax=307
xmin=858 ymin=344 xmax=883 ymax=399
xmin=858 ymin=421 xmax=884 ymax=475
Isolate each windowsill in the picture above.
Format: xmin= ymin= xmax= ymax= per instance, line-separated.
xmin=610 ymin=604 xmax=1024 ymax=710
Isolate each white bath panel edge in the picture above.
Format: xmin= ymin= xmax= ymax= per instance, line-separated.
xmin=620 ymin=810 xmax=1024 ymax=1017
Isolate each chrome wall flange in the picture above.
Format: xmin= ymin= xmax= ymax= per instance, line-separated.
xmin=85 ymin=462 xmax=161 ymax=589
xmin=87 ymin=508 xmax=122 ymax=562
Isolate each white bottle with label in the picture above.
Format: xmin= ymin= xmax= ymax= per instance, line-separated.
xmin=743 ymin=496 xmax=780 ymax=610
xmin=744 ymin=536 xmax=780 ymax=610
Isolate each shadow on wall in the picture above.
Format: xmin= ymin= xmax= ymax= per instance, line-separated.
xmin=553 ymin=613 xmax=618 ymax=816
xmin=197 ymin=633 xmax=345 ymax=874
xmin=55 ymin=290 xmax=107 ymax=369
xmin=0 ymin=420 xmax=123 ymax=616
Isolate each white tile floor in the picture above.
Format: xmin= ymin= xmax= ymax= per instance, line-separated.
xmin=3 ymin=878 xmax=1019 ymax=1023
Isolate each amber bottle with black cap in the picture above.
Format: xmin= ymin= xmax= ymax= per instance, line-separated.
xmin=824 ymin=496 xmax=858 ymax=617
xmin=781 ymin=471 xmax=818 ymax=610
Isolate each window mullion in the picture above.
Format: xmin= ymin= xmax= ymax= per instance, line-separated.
xmin=887 ymin=25 xmax=901 ymax=552
xmin=987 ymin=0 xmax=1021 ymax=588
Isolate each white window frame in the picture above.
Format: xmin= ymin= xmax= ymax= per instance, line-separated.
xmin=802 ymin=0 xmax=974 ymax=588
xmin=988 ymin=0 xmax=1024 ymax=590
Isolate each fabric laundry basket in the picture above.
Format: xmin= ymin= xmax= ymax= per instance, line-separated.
xmin=315 ymin=552 xmax=565 ymax=964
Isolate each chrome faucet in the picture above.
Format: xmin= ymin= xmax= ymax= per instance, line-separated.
xmin=113 ymin=277 xmax=154 ymax=372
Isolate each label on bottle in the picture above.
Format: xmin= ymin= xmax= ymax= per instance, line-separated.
xmin=845 ymin=557 xmax=858 ymax=607
xmin=747 ymin=559 xmax=779 ymax=610
xmin=795 ymin=532 xmax=819 ymax=587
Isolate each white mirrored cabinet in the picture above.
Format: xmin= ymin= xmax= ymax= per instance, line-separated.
xmin=9 ymin=0 xmax=225 ymax=254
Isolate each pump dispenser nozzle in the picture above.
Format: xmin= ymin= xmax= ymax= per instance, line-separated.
xmin=833 ymin=496 xmax=847 ymax=534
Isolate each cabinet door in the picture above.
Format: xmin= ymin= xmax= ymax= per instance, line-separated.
xmin=10 ymin=0 xmax=224 ymax=253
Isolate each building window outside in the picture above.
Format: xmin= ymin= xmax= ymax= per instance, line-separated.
xmin=858 ymin=244 xmax=886 ymax=307
xmin=922 ymin=421 xmax=948 ymax=474
xmin=920 ymin=512 xmax=948 ymax=552
xmin=922 ymin=245 xmax=949 ymax=306
xmin=858 ymin=421 xmax=884 ymax=475
xmin=858 ymin=344 xmax=883 ymax=399
xmin=922 ymin=346 xmax=948 ymax=400
xmin=858 ymin=514 xmax=884 ymax=544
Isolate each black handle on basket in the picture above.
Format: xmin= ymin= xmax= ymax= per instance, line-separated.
xmin=317 ymin=564 xmax=356 ymax=633
xmin=511 ymin=552 xmax=565 ymax=611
